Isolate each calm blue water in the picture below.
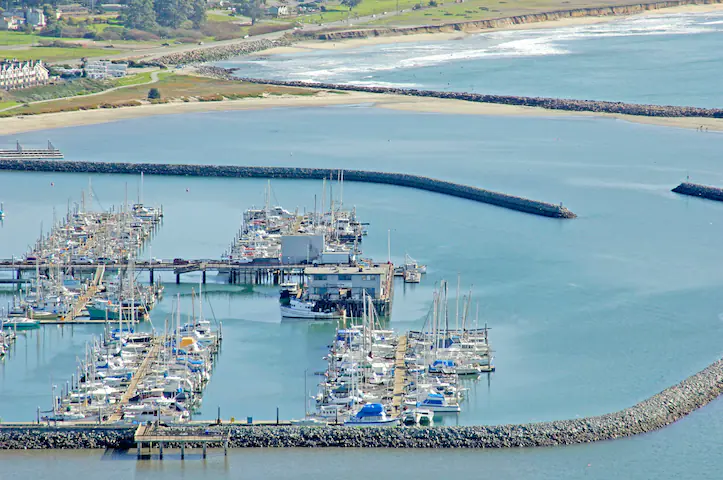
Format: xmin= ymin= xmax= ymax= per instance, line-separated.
xmin=2 ymin=108 xmax=723 ymax=428
xmin=222 ymin=12 xmax=723 ymax=107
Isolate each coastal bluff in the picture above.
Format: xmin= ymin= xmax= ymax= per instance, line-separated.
xmin=0 ymin=160 xmax=576 ymax=219
xmin=2 ymin=357 xmax=723 ymax=449
xmin=309 ymin=0 xmax=723 ymax=40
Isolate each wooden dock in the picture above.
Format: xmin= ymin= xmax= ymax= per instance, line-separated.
xmin=59 ymin=264 xmax=105 ymax=322
xmin=391 ymin=334 xmax=408 ymax=416
xmin=107 ymin=340 xmax=159 ymax=423
xmin=134 ymin=424 xmax=229 ymax=459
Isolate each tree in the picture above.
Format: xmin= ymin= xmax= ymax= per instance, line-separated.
xmin=123 ymin=0 xmax=156 ymax=30
xmin=148 ymin=87 xmax=161 ymax=99
xmin=189 ymin=0 xmax=206 ymax=28
xmin=154 ymin=0 xmax=192 ymax=29
xmin=341 ymin=0 xmax=361 ymax=10
xmin=237 ymin=0 xmax=264 ymax=25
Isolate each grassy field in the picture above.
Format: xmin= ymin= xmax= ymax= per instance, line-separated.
xmin=0 ymin=101 xmax=19 ymax=110
xmin=0 ymin=47 xmax=120 ymax=61
xmin=0 ymin=74 xmax=317 ymax=116
xmin=296 ymin=0 xmax=425 ymax=24
xmin=0 ymin=31 xmax=40 ymax=45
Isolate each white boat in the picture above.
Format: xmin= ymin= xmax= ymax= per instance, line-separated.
xmin=290 ymin=417 xmax=328 ymax=426
xmin=343 ymin=403 xmax=399 ymax=427
xmin=404 ymin=269 xmax=421 ymax=284
xmin=1 ymin=317 xmax=40 ymax=330
xmin=402 ymin=408 xmax=434 ymax=426
xmin=416 ymin=392 xmax=461 ymax=413
xmin=280 ymin=298 xmax=344 ymax=320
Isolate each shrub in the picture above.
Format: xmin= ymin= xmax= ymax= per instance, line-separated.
xmin=197 ymin=94 xmax=224 ymax=102
xmin=248 ymin=23 xmax=292 ymax=36
xmin=124 ymin=29 xmax=160 ymax=41
xmin=148 ymin=87 xmax=161 ymax=100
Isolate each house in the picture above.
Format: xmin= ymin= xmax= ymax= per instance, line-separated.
xmin=25 ymin=8 xmax=47 ymax=28
xmin=0 ymin=60 xmax=50 ymax=90
xmin=267 ymin=5 xmax=289 ymax=17
xmin=84 ymin=60 xmax=128 ymax=80
xmin=0 ymin=16 xmax=24 ymax=30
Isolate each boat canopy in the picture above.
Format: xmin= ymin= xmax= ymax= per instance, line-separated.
xmin=357 ymin=403 xmax=384 ymax=417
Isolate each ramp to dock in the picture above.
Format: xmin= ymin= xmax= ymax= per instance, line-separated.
xmin=60 ymin=264 xmax=105 ymax=322
xmin=391 ymin=334 xmax=408 ymax=416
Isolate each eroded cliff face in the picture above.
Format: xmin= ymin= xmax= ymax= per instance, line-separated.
xmin=312 ymin=0 xmax=722 ymax=40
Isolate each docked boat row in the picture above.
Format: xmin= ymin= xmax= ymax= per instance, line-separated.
xmin=44 ymin=287 xmax=221 ymax=424
xmin=23 ymin=190 xmax=162 ymax=267
xmin=296 ymin=279 xmax=493 ymax=427
xmin=5 ymin=189 xmax=164 ymax=323
xmin=222 ymin=178 xmax=366 ymax=268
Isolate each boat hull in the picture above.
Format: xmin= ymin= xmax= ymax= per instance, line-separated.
xmin=280 ymin=306 xmax=342 ymax=320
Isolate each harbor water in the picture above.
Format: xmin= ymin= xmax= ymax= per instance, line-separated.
xmin=2 ymin=107 xmax=723 ymax=427
xmin=1 ymin=10 xmax=723 ymax=476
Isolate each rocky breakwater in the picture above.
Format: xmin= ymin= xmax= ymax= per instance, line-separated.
xmin=309 ymin=0 xmax=723 ymax=40
xmin=230 ymin=76 xmax=723 ymax=118
xmin=672 ymin=182 xmax=723 ymax=202
xmin=0 ymin=425 xmax=134 ymax=449
xmin=0 ymin=160 xmax=576 ymax=219
xmin=1 ymin=358 xmax=723 ymax=449
xmin=149 ymin=38 xmax=292 ymax=66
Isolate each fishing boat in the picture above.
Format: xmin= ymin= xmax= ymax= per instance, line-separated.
xmin=280 ymin=298 xmax=345 ymax=320
xmin=404 ymin=269 xmax=421 ymax=284
xmin=0 ymin=202 xmax=5 ymax=218
xmin=1 ymin=317 xmax=40 ymax=330
xmin=343 ymin=403 xmax=399 ymax=427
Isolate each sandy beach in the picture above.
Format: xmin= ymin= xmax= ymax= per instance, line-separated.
xmin=261 ymin=2 xmax=723 ymax=55
xmin=1 ymin=91 xmax=722 ymax=136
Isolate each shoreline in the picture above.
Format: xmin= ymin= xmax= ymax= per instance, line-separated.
xmin=1 ymin=92 xmax=722 ymax=136
xmin=277 ymin=1 xmax=723 ymax=53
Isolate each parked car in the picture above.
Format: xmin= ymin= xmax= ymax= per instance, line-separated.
xmin=173 ymin=258 xmax=188 ymax=265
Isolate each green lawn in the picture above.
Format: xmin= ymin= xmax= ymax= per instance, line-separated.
xmin=0 ymin=101 xmax=19 ymax=110
xmin=207 ymin=11 xmax=237 ymax=22
xmin=114 ymin=71 xmax=154 ymax=87
xmin=0 ymin=31 xmax=40 ymax=46
xmin=296 ymin=0 xmax=424 ymax=24
xmin=0 ymin=47 xmax=120 ymax=61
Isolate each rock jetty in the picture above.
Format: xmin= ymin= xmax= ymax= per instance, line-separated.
xmin=305 ymin=0 xmax=723 ymax=40
xmin=0 ymin=160 xmax=576 ymax=219
xmin=672 ymin=182 xmax=723 ymax=202
xmin=201 ymin=71 xmax=723 ymax=118
xmin=148 ymin=38 xmax=292 ymax=66
xmin=2 ymin=358 xmax=723 ymax=449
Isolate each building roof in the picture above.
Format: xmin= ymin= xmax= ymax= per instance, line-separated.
xmin=305 ymin=265 xmax=386 ymax=275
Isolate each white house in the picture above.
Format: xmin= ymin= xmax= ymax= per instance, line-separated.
xmin=0 ymin=60 xmax=50 ymax=90
xmin=84 ymin=60 xmax=128 ymax=79
xmin=0 ymin=15 xmax=24 ymax=30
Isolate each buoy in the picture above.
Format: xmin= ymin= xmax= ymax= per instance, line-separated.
xmin=185 ymin=188 xmax=189 ymax=192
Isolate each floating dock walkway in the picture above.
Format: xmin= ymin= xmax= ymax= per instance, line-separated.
xmin=0 ymin=160 xmax=576 ymax=219
xmin=134 ymin=424 xmax=229 ymax=460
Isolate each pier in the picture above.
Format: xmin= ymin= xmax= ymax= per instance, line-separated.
xmin=60 ymin=265 xmax=105 ymax=322
xmin=0 ymin=160 xmax=576 ymax=219
xmin=0 ymin=141 xmax=63 ymax=160
xmin=134 ymin=424 xmax=229 ymax=459
xmin=390 ymin=334 xmax=408 ymax=416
